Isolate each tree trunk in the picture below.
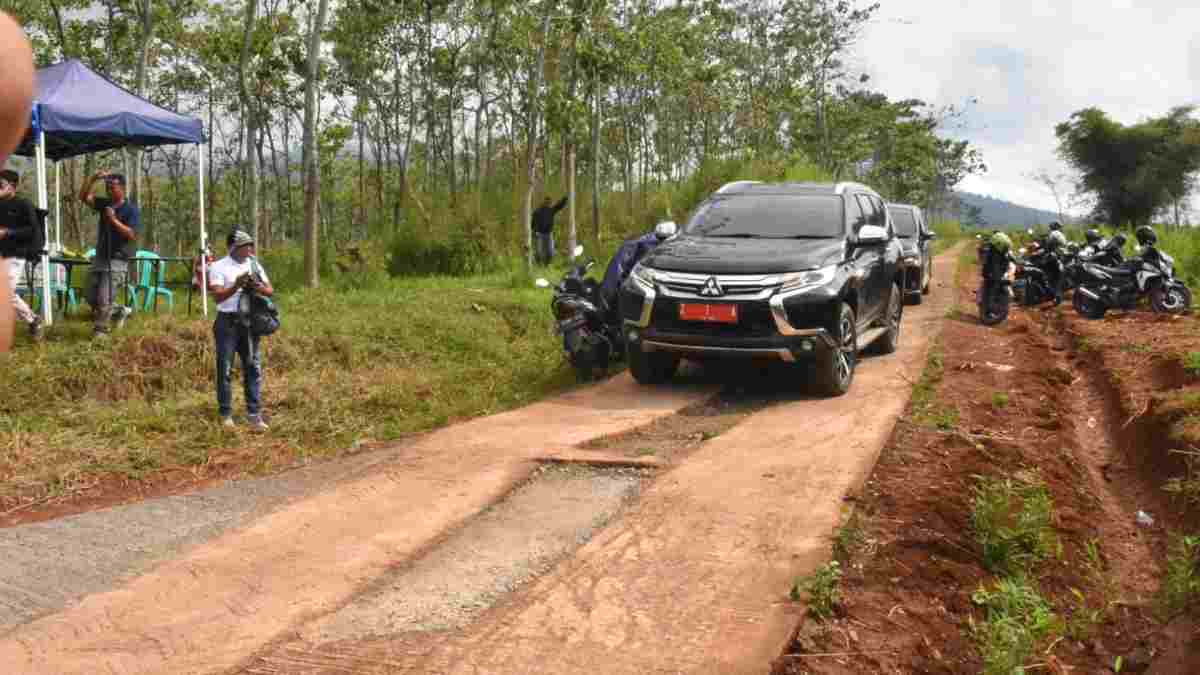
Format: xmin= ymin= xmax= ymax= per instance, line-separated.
xmin=522 ymin=6 xmax=553 ymax=270
xmin=130 ymin=0 xmax=154 ymax=207
xmin=302 ymin=0 xmax=330 ymax=288
xmin=238 ymin=0 xmax=260 ymax=242
xmin=591 ymin=78 xmax=601 ymax=244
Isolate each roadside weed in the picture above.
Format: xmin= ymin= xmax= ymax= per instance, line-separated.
xmin=1120 ymin=342 xmax=1153 ymax=354
xmin=970 ymin=474 xmax=1057 ymax=575
xmin=1163 ymin=454 xmax=1200 ymax=507
xmin=1186 ymin=351 xmax=1200 ymax=376
xmin=832 ymin=509 xmax=867 ymax=562
xmin=970 ymin=576 xmax=1060 ymax=675
xmin=910 ymin=339 xmax=960 ymax=430
xmin=1065 ymin=540 xmax=1117 ymax=641
xmin=991 ymin=392 xmax=1010 ymax=409
xmin=791 ymin=561 xmax=842 ymax=620
xmin=1158 ymin=534 xmax=1200 ymax=619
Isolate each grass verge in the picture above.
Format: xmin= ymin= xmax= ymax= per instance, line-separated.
xmin=1 ymin=266 xmax=580 ymax=506
xmin=970 ymin=473 xmax=1058 ymax=575
xmin=969 ymin=575 xmax=1061 ymax=675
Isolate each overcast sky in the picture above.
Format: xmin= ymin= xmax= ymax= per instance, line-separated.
xmin=853 ymin=0 xmax=1200 ymax=216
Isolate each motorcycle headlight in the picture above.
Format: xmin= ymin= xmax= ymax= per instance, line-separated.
xmin=778 ymin=265 xmax=837 ymax=293
xmin=630 ymin=262 xmax=658 ymax=288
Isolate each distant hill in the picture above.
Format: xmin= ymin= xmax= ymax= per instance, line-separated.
xmin=955 ymin=191 xmax=1065 ymax=230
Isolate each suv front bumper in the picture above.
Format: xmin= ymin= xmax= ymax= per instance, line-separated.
xmin=619 ymin=274 xmax=838 ymax=362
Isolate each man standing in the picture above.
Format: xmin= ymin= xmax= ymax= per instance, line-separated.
xmin=79 ymin=170 xmax=141 ymax=338
xmin=531 ymin=195 xmax=567 ymax=265
xmin=0 ymin=170 xmax=41 ymax=339
xmin=208 ymin=229 xmax=274 ymax=431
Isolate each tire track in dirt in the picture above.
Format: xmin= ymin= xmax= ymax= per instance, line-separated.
xmin=0 ymin=375 xmax=713 ymax=675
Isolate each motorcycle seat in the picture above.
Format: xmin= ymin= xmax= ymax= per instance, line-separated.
xmin=1084 ymin=263 xmax=1134 ymax=278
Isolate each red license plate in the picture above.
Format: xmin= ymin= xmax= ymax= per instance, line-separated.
xmin=678 ymin=303 xmax=738 ymax=324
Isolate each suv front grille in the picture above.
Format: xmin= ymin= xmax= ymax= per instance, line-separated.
xmin=653 ymin=298 xmax=778 ymax=337
xmin=654 ymin=271 xmax=782 ymax=300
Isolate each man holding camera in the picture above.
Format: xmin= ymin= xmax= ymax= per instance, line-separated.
xmin=79 ymin=169 xmax=141 ymax=338
xmin=208 ymin=229 xmax=273 ymax=431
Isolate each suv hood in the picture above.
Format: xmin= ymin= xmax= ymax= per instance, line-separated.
xmin=641 ymin=236 xmax=846 ymax=275
xmin=898 ymin=237 xmax=920 ymax=256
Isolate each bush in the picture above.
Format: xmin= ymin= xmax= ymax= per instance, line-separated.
xmin=970 ymin=576 xmax=1060 ymax=675
xmin=970 ymin=474 xmax=1057 ymax=575
xmin=387 ymin=228 xmax=500 ymax=277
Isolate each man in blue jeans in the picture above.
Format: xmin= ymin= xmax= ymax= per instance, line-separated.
xmin=207 ymin=229 xmax=274 ymax=431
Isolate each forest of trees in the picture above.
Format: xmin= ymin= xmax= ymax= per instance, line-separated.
xmin=5 ymin=0 xmax=986 ymax=284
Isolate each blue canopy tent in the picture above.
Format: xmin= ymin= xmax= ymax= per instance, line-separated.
xmin=11 ymin=59 xmax=208 ymax=324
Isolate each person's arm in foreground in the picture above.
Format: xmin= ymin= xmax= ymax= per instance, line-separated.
xmin=0 ymin=11 xmax=35 ymax=352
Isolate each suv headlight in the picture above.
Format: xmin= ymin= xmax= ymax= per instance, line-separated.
xmin=901 ymin=255 xmax=920 ymax=266
xmin=630 ymin=262 xmax=657 ymax=288
xmin=778 ymin=265 xmax=837 ymax=293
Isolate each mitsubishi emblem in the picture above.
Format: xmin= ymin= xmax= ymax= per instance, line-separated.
xmin=700 ymin=276 xmax=724 ymax=297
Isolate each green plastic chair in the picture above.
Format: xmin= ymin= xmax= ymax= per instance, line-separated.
xmin=20 ymin=260 xmax=79 ymax=315
xmin=134 ymin=250 xmax=173 ymax=312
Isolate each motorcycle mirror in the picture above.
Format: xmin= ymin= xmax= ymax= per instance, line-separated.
xmin=534 ymin=278 xmax=551 ymax=288
xmin=573 ymin=244 xmax=585 ymax=258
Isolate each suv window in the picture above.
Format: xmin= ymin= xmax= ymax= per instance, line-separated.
xmin=846 ymin=195 xmax=866 ymax=231
xmin=854 ymin=194 xmax=879 ymax=231
xmin=889 ymin=208 xmax=918 ymax=237
xmin=684 ymin=195 xmax=845 ymax=238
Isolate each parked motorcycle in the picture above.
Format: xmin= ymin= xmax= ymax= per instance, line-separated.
xmin=1013 ymin=245 xmax=1062 ymax=306
xmin=978 ymin=237 xmax=1015 ymax=325
xmin=535 ymin=245 xmax=623 ymax=380
xmin=1073 ymin=242 xmax=1192 ymax=319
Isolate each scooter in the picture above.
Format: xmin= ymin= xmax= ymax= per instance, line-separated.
xmin=1073 ymin=244 xmax=1192 ymax=319
xmin=535 ymin=245 xmax=624 ymax=380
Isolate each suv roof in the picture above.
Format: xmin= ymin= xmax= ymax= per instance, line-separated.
xmin=886 ymin=202 xmax=921 ymax=213
xmin=714 ymin=180 xmax=881 ymax=197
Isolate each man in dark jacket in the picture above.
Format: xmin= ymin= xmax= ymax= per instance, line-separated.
xmin=79 ymin=169 xmax=141 ymax=338
xmin=531 ymin=195 xmax=568 ymax=265
xmin=0 ymin=170 xmax=42 ymax=339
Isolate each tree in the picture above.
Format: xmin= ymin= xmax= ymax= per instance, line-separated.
xmin=303 ymin=0 xmax=332 ymax=287
xmin=1055 ymin=106 xmax=1200 ymax=228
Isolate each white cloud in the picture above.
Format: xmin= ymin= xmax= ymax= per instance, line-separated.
xmin=854 ymin=0 xmax=1200 ymax=216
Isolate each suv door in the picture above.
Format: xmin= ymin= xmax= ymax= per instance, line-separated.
xmin=853 ymin=193 xmax=888 ymax=325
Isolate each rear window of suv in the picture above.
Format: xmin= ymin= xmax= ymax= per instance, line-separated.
xmin=889 ymin=208 xmax=918 ymax=238
xmin=684 ymin=195 xmax=845 ymax=238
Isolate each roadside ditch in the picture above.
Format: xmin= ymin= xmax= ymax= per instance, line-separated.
xmin=773 ymin=256 xmax=1200 ymax=674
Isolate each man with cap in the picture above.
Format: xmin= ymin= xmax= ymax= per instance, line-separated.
xmin=208 ymin=229 xmax=274 ymax=431
xmin=79 ymin=169 xmax=142 ymax=337
xmin=0 ymin=169 xmax=43 ymax=340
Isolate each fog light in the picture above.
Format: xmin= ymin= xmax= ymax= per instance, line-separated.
xmin=626 ymin=329 xmax=639 ymax=343
xmin=800 ymin=339 xmax=814 ymax=352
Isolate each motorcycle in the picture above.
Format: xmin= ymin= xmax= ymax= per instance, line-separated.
xmin=1072 ymin=244 xmax=1193 ymax=319
xmin=978 ymin=244 xmax=1015 ymax=326
xmin=1013 ymin=245 xmax=1061 ymax=306
xmin=535 ymin=245 xmax=623 ymax=380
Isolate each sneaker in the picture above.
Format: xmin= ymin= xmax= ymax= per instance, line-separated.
xmin=248 ymin=415 xmax=270 ymax=432
xmin=221 ymin=416 xmax=236 ymax=429
xmin=28 ymin=317 xmax=43 ymax=341
xmin=112 ymin=306 xmax=133 ymax=331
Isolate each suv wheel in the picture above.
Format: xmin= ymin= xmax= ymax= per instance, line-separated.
xmin=814 ymin=303 xmax=857 ymax=397
xmin=872 ymin=283 xmax=903 ymax=355
xmin=628 ymin=343 xmax=679 ymax=385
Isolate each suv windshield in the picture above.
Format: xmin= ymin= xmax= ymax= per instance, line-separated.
xmin=889 ymin=208 xmax=918 ymax=238
xmin=684 ymin=195 xmax=844 ymax=238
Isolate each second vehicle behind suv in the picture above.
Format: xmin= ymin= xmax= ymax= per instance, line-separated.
xmin=618 ymin=181 xmax=905 ymax=396
xmin=886 ymin=202 xmax=936 ymax=305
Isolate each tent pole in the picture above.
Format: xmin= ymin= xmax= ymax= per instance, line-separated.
xmin=198 ymin=143 xmax=208 ymax=317
xmin=54 ymin=161 xmax=61 ymax=251
xmin=36 ymin=130 xmax=53 ymax=326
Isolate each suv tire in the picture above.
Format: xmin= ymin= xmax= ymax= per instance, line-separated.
xmin=628 ymin=343 xmax=679 ymax=384
xmin=872 ymin=283 xmax=903 ymax=355
xmin=813 ymin=302 xmax=857 ymax=397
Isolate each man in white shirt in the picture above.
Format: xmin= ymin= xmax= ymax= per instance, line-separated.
xmin=207 ymin=229 xmax=274 ymax=430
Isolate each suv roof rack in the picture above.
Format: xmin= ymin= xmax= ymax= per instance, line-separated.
xmin=715 ymin=180 xmax=762 ymax=194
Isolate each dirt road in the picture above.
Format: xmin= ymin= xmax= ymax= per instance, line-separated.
xmin=0 ymin=249 xmax=958 ymax=674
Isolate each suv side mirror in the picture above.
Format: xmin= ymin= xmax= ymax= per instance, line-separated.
xmin=856 ymin=224 xmax=888 ymax=245
xmin=654 ymin=221 xmax=678 ymax=240
xmin=923 ymin=231 xmax=938 ymax=240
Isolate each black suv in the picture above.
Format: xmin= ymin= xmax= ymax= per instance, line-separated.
xmin=886 ymin=203 xmax=936 ymax=305
xmin=618 ymin=181 xmax=905 ymax=396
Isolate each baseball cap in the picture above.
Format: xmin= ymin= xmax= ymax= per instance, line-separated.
xmin=105 ymin=173 xmax=127 ymax=186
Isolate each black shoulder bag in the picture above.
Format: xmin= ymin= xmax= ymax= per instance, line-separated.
xmin=239 ymin=259 xmax=281 ymax=337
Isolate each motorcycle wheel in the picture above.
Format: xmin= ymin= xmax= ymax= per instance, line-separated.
xmin=1072 ymin=289 xmax=1107 ymax=320
xmin=979 ymin=288 xmax=1009 ymax=326
xmin=1150 ymin=283 xmax=1193 ymax=314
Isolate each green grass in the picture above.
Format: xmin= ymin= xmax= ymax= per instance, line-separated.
xmin=1158 ymin=533 xmax=1200 ymax=619
xmin=991 ymin=392 xmax=1010 ymax=409
xmin=1 ymin=262 xmax=582 ymax=502
xmin=970 ymin=576 xmax=1061 ymax=675
xmin=791 ymin=560 xmax=843 ymax=620
xmin=970 ymin=473 xmax=1058 ymax=575
xmin=1185 ymin=352 xmax=1200 ymax=376
xmin=832 ymin=508 xmax=867 ymax=562
xmin=909 ymin=338 xmax=960 ymax=430
xmin=1064 ymin=540 xmax=1117 ymax=641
